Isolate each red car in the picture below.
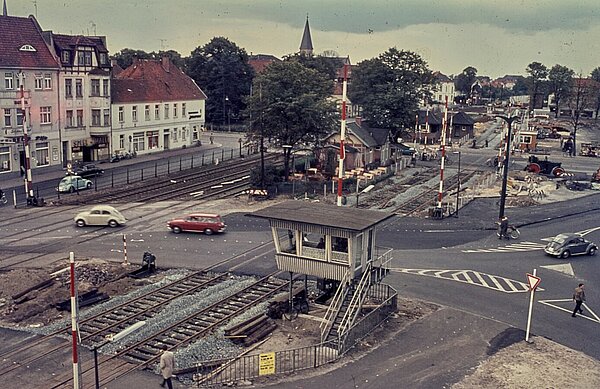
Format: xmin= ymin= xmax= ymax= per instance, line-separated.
xmin=167 ymin=213 xmax=226 ymax=235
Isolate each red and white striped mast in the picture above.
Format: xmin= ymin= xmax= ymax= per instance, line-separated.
xmin=19 ymin=72 xmax=33 ymax=198
xmin=336 ymin=63 xmax=349 ymax=207
xmin=437 ymin=97 xmax=449 ymax=208
xmin=413 ymin=113 xmax=418 ymax=148
xmin=69 ymin=252 xmax=81 ymax=388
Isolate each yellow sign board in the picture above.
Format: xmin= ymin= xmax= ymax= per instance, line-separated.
xmin=259 ymin=352 xmax=275 ymax=376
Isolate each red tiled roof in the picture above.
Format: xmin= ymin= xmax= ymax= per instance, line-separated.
xmin=248 ymin=54 xmax=280 ymax=74
xmin=112 ymin=58 xmax=207 ymax=103
xmin=0 ymin=15 xmax=59 ymax=69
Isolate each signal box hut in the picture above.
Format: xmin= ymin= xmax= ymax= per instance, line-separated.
xmin=250 ymin=201 xmax=396 ymax=350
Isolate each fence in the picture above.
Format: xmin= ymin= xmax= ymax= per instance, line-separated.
xmin=194 ymin=284 xmax=398 ymax=387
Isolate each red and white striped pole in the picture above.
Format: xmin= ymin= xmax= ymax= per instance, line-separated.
xmin=122 ymin=233 xmax=128 ymax=265
xmin=413 ymin=114 xmax=418 ymax=148
xmin=69 ymin=252 xmax=81 ymax=389
xmin=424 ymin=108 xmax=429 ymax=145
xmin=19 ymin=72 xmax=33 ymax=198
xmin=336 ymin=63 xmax=349 ymax=207
xmin=437 ymin=97 xmax=449 ymax=208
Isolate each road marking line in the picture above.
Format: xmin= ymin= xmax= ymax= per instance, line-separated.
xmin=539 ymin=300 xmax=600 ymax=324
xmin=503 ymin=279 xmax=520 ymax=292
xmin=472 ymin=271 xmax=490 ymax=288
xmin=487 ymin=275 xmax=505 ymax=291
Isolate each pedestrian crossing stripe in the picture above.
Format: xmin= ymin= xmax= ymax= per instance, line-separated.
xmin=390 ymin=268 xmax=544 ymax=293
xmin=538 ymin=299 xmax=600 ymax=324
xmin=462 ymin=241 xmax=546 ymax=253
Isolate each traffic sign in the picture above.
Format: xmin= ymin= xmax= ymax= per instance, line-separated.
xmin=526 ymin=273 xmax=541 ymax=291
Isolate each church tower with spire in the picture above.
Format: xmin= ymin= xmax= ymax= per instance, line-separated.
xmin=299 ymin=15 xmax=313 ymax=55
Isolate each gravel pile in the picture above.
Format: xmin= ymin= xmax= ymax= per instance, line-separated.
xmin=25 ymin=269 xmax=192 ymax=336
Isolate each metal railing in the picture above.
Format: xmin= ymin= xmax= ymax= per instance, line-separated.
xmin=319 ymin=268 xmax=351 ymax=343
xmin=336 ymin=262 xmax=372 ymax=347
xmin=194 ymin=340 xmax=339 ymax=387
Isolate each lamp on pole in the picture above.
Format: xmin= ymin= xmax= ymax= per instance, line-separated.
xmin=496 ymin=115 xmax=519 ymax=221
xmin=356 ymin=184 xmax=375 ymax=208
xmin=453 ymin=150 xmax=461 ymax=217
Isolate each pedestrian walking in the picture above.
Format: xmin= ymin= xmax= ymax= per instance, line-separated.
xmin=499 ymin=216 xmax=509 ymax=239
xmin=572 ymin=283 xmax=586 ymax=317
xmin=159 ymin=345 xmax=175 ymax=389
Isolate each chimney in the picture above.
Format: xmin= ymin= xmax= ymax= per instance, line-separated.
xmin=161 ymin=56 xmax=170 ymax=72
xmin=355 ymin=116 xmax=362 ymax=126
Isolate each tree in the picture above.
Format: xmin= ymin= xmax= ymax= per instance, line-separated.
xmin=567 ymin=75 xmax=598 ymax=156
xmin=111 ymin=48 xmax=153 ymax=69
xmin=187 ymin=37 xmax=254 ymax=126
xmin=349 ymin=48 xmax=434 ymax=136
xmin=526 ymin=62 xmax=548 ymax=110
xmin=454 ymin=66 xmax=478 ymax=96
xmin=245 ymin=61 xmax=338 ymax=181
xmin=591 ymin=67 xmax=600 ymax=118
xmin=284 ymin=53 xmax=344 ymax=80
xmin=512 ymin=77 xmax=529 ymax=95
xmin=548 ymin=65 xmax=574 ymax=118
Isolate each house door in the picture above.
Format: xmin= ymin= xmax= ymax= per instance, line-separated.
xmin=163 ymin=133 xmax=169 ymax=150
xmin=62 ymin=141 xmax=69 ymax=167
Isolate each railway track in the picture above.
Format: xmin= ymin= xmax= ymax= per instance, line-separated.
xmin=49 ymin=272 xmax=288 ymax=388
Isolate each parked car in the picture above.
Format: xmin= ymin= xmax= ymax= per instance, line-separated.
xmin=397 ymin=143 xmax=416 ymax=156
xmin=167 ymin=213 xmax=226 ymax=235
xmin=58 ymin=175 xmax=93 ymax=193
xmin=74 ymin=205 xmax=127 ymax=227
xmin=73 ymin=164 xmax=104 ymax=177
xmin=544 ymin=233 xmax=597 ymax=258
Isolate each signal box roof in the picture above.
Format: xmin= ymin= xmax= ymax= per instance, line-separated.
xmin=249 ymin=201 xmax=394 ymax=232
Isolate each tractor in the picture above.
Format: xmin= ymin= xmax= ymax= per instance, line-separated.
xmin=525 ymin=155 xmax=565 ymax=177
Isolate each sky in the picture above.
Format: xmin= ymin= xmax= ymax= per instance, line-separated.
xmin=6 ymin=0 xmax=600 ymax=78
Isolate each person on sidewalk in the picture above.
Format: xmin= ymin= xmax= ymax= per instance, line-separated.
xmin=572 ymin=283 xmax=586 ymax=317
xmin=160 ymin=345 xmax=175 ymax=388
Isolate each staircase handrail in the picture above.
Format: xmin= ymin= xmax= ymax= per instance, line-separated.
xmin=320 ymin=268 xmax=352 ymax=342
xmin=337 ymin=262 xmax=372 ymax=344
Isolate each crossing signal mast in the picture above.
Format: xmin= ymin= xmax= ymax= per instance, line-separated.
xmin=336 ymin=64 xmax=349 ymax=206
xmin=18 ymin=72 xmax=34 ymax=200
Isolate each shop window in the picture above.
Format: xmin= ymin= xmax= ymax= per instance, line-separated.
xmin=35 ymin=142 xmax=49 ymax=166
xmin=0 ymin=146 xmax=10 ymax=172
xmin=132 ymin=132 xmax=145 ymax=151
xmin=147 ymin=130 xmax=159 ymax=149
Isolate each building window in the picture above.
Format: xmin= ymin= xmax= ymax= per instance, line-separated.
xmin=34 ymin=74 xmax=43 ymax=90
xmin=77 ymin=110 xmax=84 ymax=127
xmin=17 ymin=109 xmax=24 ymax=126
xmin=118 ymin=106 xmax=124 ymax=122
xmin=143 ymin=105 xmax=150 ymax=121
xmin=103 ymin=109 xmax=110 ymax=126
xmin=182 ymin=103 xmax=186 ymax=116
xmin=99 ymin=53 xmax=107 ymax=65
xmin=147 ymin=130 xmax=159 ymax=149
xmin=65 ymin=79 xmax=73 ymax=98
xmin=172 ymin=127 xmax=178 ymax=142
xmin=77 ymin=51 xmax=92 ymax=66
xmin=132 ymin=106 xmax=138 ymax=122
xmin=181 ymin=127 xmax=186 ymax=141
xmin=102 ymin=79 xmax=109 ymax=96
xmin=3 ymin=109 xmax=11 ymax=127
xmin=0 ymin=146 xmax=10 ymax=172
xmin=91 ymin=109 xmax=101 ymax=126
xmin=119 ymin=134 xmax=125 ymax=149
xmin=44 ymin=74 xmax=52 ymax=89
xmin=61 ymin=50 xmax=70 ymax=64
xmin=66 ymin=110 xmax=74 ymax=127
xmin=164 ymin=104 xmax=169 ymax=119
xmin=91 ymin=79 xmax=100 ymax=96
xmin=173 ymin=103 xmax=178 ymax=118
xmin=40 ymin=106 xmax=51 ymax=124
xmin=4 ymin=73 xmax=13 ymax=89
xmin=132 ymin=132 xmax=145 ymax=152
xmin=155 ymin=104 xmax=160 ymax=120
xmin=75 ymin=79 xmax=83 ymax=98
xmin=35 ymin=142 xmax=49 ymax=166
xmin=192 ymin=125 xmax=199 ymax=141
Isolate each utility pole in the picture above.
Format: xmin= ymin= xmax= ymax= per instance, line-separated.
xmin=496 ymin=114 xmax=520 ymax=221
xmin=437 ymin=97 xmax=449 ymax=209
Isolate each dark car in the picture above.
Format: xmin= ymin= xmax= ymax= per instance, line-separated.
xmin=544 ymin=233 xmax=597 ymax=258
xmin=73 ymin=164 xmax=104 ymax=177
xmin=397 ymin=143 xmax=416 ymax=156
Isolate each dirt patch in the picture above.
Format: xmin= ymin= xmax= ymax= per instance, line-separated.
xmin=0 ymin=259 xmax=151 ymax=327
xmin=453 ymin=336 xmax=600 ymax=389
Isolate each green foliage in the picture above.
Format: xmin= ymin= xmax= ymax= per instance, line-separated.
xmin=186 ymin=37 xmax=254 ymax=125
xmin=284 ymin=53 xmax=345 ymax=80
xmin=454 ymin=66 xmax=478 ymax=96
xmin=244 ymin=61 xmax=338 ymax=180
xmin=548 ymin=64 xmax=574 ymax=117
xmin=526 ymin=62 xmax=549 ymax=109
xmin=349 ymin=48 xmax=434 ymax=132
xmin=250 ymin=164 xmax=282 ymax=187
xmin=111 ymin=48 xmax=186 ymax=71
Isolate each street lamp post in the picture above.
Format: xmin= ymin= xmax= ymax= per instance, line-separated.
xmin=453 ymin=151 xmax=461 ymax=217
xmin=496 ymin=115 xmax=520 ymax=221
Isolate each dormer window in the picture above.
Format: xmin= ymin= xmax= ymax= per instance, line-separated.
xmin=98 ymin=53 xmax=107 ymax=65
xmin=61 ymin=51 xmax=70 ymax=64
xmin=19 ymin=44 xmax=36 ymax=52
